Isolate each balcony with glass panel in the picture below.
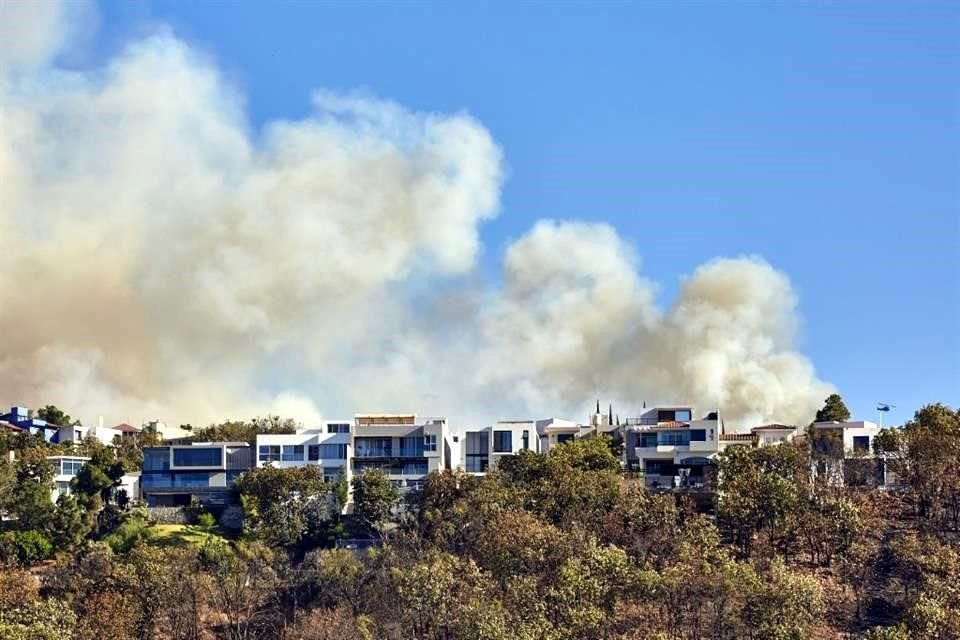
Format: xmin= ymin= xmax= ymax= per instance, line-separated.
xmin=354 ymin=438 xmax=393 ymax=458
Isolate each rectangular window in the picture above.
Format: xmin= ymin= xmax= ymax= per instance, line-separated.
xmin=639 ymin=433 xmax=658 ymax=448
xmin=143 ymin=449 xmax=170 ymax=471
xmin=282 ymin=445 xmax=304 ymax=462
xmin=557 ymin=433 xmax=575 ymax=445
xmin=173 ymin=447 xmax=222 ymax=467
xmin=853 ymin=436 xmax=870 ymax=452
xmin=326 ymin=423 xmax=350 ymax=434
xmin=56 ymin=481 xmax=71 ymax=496
xmin=466 ymin=456 xmax=489 ymax=473
xmin=493 ymin=430 xmax=512 ymax=453
xmin=172 ymin=472 xmax=212 ymax=488
xmin=322 ymin=466 xmax=344 ymax=482
xmin=355 ymin=438 xmax=392 ymax=457
xmin=258 ymin=445 xmax=281 ymax=463
xmin=522 ymin=430 xmax=530 ymax=450
xmin=658 ymin=430 xmax=690 ymax=446
xmin=400 ymin=436 xmax=424 ymax=457
xmin=689 ymin=429 xmax=706 ymax=442
xmin=423 ymin=434 xmax=437 ymax=452
xmin=319 ymin=443 xmax=348 ymax=459
xmin=308 ymin=445 xmax=320 ymax=461
xmin=674 ymin=410 xmax=692 ymax=421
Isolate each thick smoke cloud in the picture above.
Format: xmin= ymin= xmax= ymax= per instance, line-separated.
xmin=0 ymin=3 xmax=832 ymax=429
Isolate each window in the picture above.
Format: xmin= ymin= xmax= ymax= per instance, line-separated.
xmin=400 ymin=437 xmax=424 ymax=457
xmin=466 ymin=432 xmax=489 ymax=472
xmin=319 ymin=443 xmax=348 ymax=459
xmin=675 ymin=410 xmax=692 ymax=421
xmin=282 ymin=445 xmax=304 ymax=462
xmin=522 ymin=430 xmax=530 ymax=450
xmin=172 ymin=472 xmax=212 ymax=488
xmin=639 ymin=433 xmax=657 ymax=448
xmin=173 ymin=447 xmax=222 ymax=467
xmin=658 ymin=409 xmax=692 ymax=422
xmin=689 ymin=429 xmax=706 ymax=442
xmin=326 ymin=423 xmax=350 ymax=434
xmin=56 ymin=481 xmax=71 ymax=496
xmin=141 ymin=472 xmax=173 ymax=488
xmin=493 ymin=431 xmax=512 ymax=453
xmin=853 ymin=436 xmax=870 ymax=453
xmin=399 ymin=461 xmax=428 ymax=475
xmin=143 ymin=449 xmax=170 ymax=471
xmin=322 ymin=466 xmax=344 ymax=482
xmin=452 ymin=435 xmax=459 ymax=443
xmin=308 ymin=445 xmax=320 ymax=461
xmin=58 ymin=459 xmax=86 ymax=476
xmin=557 ymin=433 xmax=575 ymax=445
xmin=355 ymin=438 xmax=391 ymax=457
xmin=658 ymin=430 xmax=690 ymax=446
xmin=259 ymin=445 xmax=281 ymax=463
xmin=423 ymin=434 xmax=437 ymax=452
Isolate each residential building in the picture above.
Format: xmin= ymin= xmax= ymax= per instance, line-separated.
xmin=810 ymin=420 xmax=883 ymax=486
xmin=1 ymin=406 xmax=59 ymax=443
xmin=47 ymin=455 xmax=140 ymax=503
xmin=536 ymin=418 xmax=587 ymax=453
xmin=751 ymin=424 xmax=798 ymax=446
xmin=351 ymin=414 xmax=449 ymax=491
xmin=256 ymin=420 xmax=353 ymax=484
xmin=141 ymin=442 xmax=252 ymax=507
xmin=458 ymin=420 xmax=539 ymax=474
xmin=624 ymin=406 xmax=722 ymax=489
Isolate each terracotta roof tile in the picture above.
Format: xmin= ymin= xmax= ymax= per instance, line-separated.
xmin=113 ymin=423 xmax=140 ymax=433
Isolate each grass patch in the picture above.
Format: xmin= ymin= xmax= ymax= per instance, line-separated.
xmin=146 ymin=523 xmax=226 ymax=548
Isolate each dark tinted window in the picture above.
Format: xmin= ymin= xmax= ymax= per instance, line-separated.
xmin=173 ymin=447 xmax=221 ymax=467
xmin=690 ymin=429 xmax=706 ymax=442
xmin=143 ymin=448 xmax=170 ymax=471
xmin=493 ymin=430 xmax=512 ymax=453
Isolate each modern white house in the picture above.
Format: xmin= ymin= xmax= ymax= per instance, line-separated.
xmin=751 ymin=424 xmax=798 ymax=446
xmin=536 ymin=418 xmax=587 ymax=453
xmin=47 ymin=455 xmax=141 ymax=503
xmin=255 ymin=420 xmax=353 ymax=485
xmin=623 ymin=406 xmax=723 ymax=489
xmin=810 ymin=420 xmax=884 ymax=486
xmin=457 ymin=420 xmax=539 ymax=474
xmin=351 ymin=414 xmax=450 ymax=492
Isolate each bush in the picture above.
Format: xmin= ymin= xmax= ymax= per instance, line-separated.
xmin=102 ymin=511 xmax=155 ymax=554
xmin=196 ymin=512 xmax=216 ymax=529
xmin=10 ymin=531 xmax=53 ymax=566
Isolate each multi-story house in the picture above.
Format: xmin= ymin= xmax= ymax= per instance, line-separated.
xmin=256 ymin=420 xmax=352 ymax=484
xmin=47 ymin=455 xmax=140 ymax=503
xmin=624 ymin=406 xmax=723 ymax=489
xmin=1 ymin=406 xmax=59 ymax=443
xmin=458 ymin=420 xmax=539 ymax=474
xmin=536 ymin=418 xmax=588 ymax=453
xmin=810 ymin=420 xmax=883 ymax=486
xmin=141 ymin=442 xmax=252 ymax=507
xmin=351 ymin=414 xmax=450 ymax=491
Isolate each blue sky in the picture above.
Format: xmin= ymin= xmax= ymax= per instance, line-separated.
xmin=94 ymin=1 xmax=958 ymax=425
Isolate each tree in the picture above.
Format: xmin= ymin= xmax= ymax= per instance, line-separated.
xmin=189 ymin=415 xmax=298 ymax=448
xmin=235 ymin=465 xmax=335 ymax=548
xmin=815 ymin=393 xmax=851 ymax=423
xmin=36 ymin=405 xmax=81 ymax=428
xmin=351 ymin=470 xmax=401 ymax=538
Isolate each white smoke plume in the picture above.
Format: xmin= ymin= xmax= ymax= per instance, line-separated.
xmin=0 ymin=2 xmax=833 ymax=429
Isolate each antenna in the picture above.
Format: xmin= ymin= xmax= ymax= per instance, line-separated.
xmin=876 ymin=402 xmax=896 ymax=428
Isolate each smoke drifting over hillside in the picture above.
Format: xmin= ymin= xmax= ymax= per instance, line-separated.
xmin=0 ymin=3 xmax=833 ymax=428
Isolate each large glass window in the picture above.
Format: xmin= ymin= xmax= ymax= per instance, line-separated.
xmin=639 ymin=433 xmax=658 ymax=448
xmin=308 ymin=445 xmax=320 ymax=461
xmin=322 ymin=466 xmax=344 ymax=482
xmin=493 ymin=430 xmax=512 ymax=453
xmin=355 ymin=438 xmax=392 ymax=457
xmin=465 ymin=432 xmax=489 ymax=472
xmin=319 ymin=443 xmax=348 ymax=459
xmin=172 ymin=472 xmax=212 ymax=488
xmin=56 ymin=481 xmax=71 ymax=497
xmin=258 ymin=445 xmax=281 ymax=463
xmin=281 ymin=445 xmax=304 ymax=462
xmin=399 ymin=461 xmax=428 ymax=475
xmin=658 ymin=430 xmax=690 ymax=446
xmin=326 ymin=423 xmax=350 ymax=434
xmin=173 ymin=447 xmax=222 ymax=467
xmin=675 ymin=410 xmax=692 ymax=421
xmin=557 ymin=433 xmax=575 ymax=445
xmin=141 ymin=472 xmax=173 ymax=488
xmin=689 ymin=429 xmax=706 ymax=442
xmin=58 ymin=459 xmax=86 ymax=476
xmin=399 ymin=436 xmax=423 ymax=457
xmin=423 ymin=434 xmax=437 ymax=452
xmin=853 ymin=436 xmax=870 ymax=452
xmin=143 ymin=449 xmax=170 ymax=471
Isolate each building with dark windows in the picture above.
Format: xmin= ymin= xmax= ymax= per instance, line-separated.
xmin=623 ymin=406 xmax=724 ymax=489
xmin=141 ymin=442 xmax=252 ymax=506
xmin=351 ymin=414 xmax=449 ymax=492
xmin=255 ymin=421 xmax=353 ymax=486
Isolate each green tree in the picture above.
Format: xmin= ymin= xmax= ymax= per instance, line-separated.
xmin=815 ymin=393 xmax=851 ymax=423
xmin=352 ymin=470 xmax=401 ymax=538
xmin=189 ymin=415 xmax=298 ymax=448
xmin=235 ymin=465 xmax=335 ymax=548
xmin=36 ymin=405 xmax=81 ymax=427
